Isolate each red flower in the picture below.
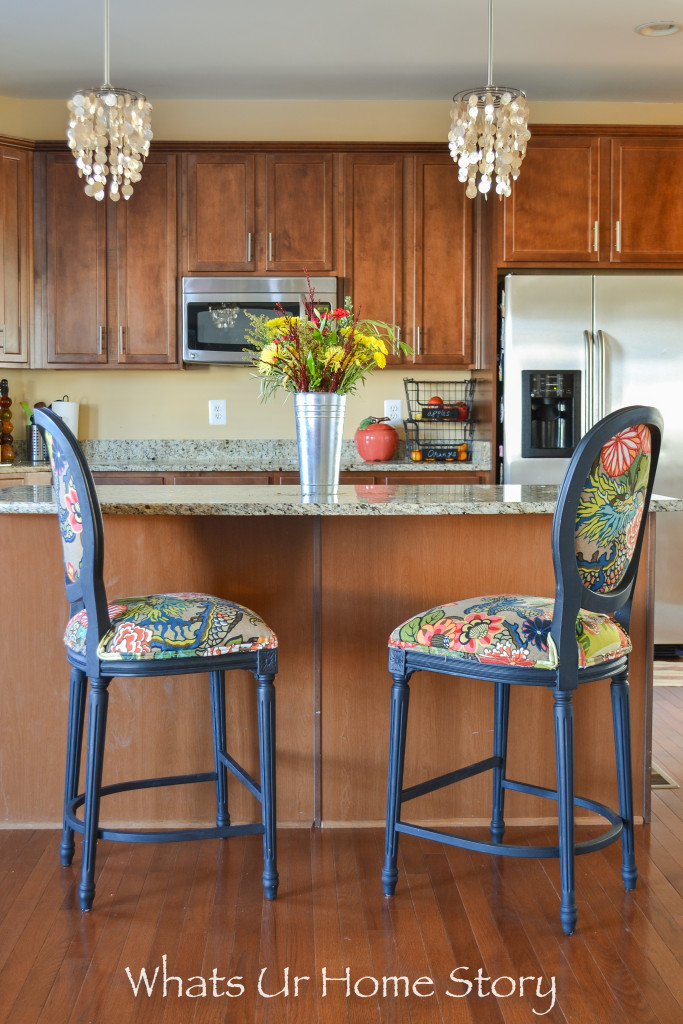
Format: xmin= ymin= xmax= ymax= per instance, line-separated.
xmin=332 ymin=308 xmax=348 ymax=319
xmin=637 ymin=424 xmax=651 ymax=454
xmin=109 ymin=623 xmax=152 ymax=656
xmin=600 ymin=428 xmax=641 ymax=477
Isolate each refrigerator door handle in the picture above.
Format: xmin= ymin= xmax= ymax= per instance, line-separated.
xmin=583 ymin=329 xmax=594 ymax=431
xmin=595 ymin=329 xmax=606 ymax=421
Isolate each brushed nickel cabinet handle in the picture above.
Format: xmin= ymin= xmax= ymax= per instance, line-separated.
xmin=0 ymin=324 xmax=5 ymax=352
xmin=118 ymin=325 xmax=125 ymax=356
xmin=268 ymin=232 xmax=273 ymax=263
xmin=247 ymin=232 xmax=252 ymax=263
xmin=615 ymin=220 xmax=621 ymax=253
xmin=593 ymin=220 xmax=599 ymax=252
xmin=416 ymin=325 xmax=421 ymax=357
xmin=97 ymin=325 xmax=103 ymax=355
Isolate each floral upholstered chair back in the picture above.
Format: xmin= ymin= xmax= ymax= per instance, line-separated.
xmin=44 ymin=429 xmax=86 ymax=586
xmin=34 ymin=408 xmax=108 ymax=666
xmin=574 ymin=423 xmax=653 ymax=596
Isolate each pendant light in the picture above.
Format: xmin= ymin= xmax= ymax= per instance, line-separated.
xmin=448 ymin=0 xmax=530 ymax=198
xmin=66 ymin=0 xmax=153 ymax=202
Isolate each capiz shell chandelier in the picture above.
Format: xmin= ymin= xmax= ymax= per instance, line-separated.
xmin=66 ymin=0 xmax=153 ymax=202
xmin=448 ymin=0 xmax=529 ymax=198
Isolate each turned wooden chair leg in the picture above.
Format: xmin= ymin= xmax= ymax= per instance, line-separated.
xmin=60 ymin=667 xmax=87 ymax=867
xmin=209 ymin=670 xmax=230 ymax=828
xmin=382 ymin=674 xmax=411 ymax=897
xmin=611 ymin=672 xmax=638 ymax=890
xmin=490 ymin=680 xmax=510 ymax=844
xmin=79 ymin=676 xmax=110 ymax=913
xmin=257 ymin=673 xmax=278 ymax=900
xmin=554 ymin=687 xmax=578 ymax=935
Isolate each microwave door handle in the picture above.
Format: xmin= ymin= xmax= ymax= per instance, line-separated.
xmin=595 ymin=329 xmax=606 ymax=421
xmin=583 ymin=329 xmax=594 ymax=431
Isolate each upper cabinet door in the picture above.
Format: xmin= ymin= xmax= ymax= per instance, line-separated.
xmin=411 ymin=154 xmax=473 ymax=366
xmin=0 ymin=145 xmax=31 ymax=366
xmin=610 ymin=138 xmax=683 ymax=263
xmin=499 ymin=135 xmax=601 ymax=264
xmin=264 ymin=153 xmax=335 ymax=272
xmin=44 ymin=154 xmax=108 ymax=364
xmin=183 ymin=153 xmax=256 ymax=272
xmin=113 ymin=153 xmax=178 ymax=365
xmin=343 ymin=154 xmax=404 ymax=362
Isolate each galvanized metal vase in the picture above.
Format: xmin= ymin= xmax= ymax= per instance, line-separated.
xmin=294 ymin=392 xmax=346 ymax=500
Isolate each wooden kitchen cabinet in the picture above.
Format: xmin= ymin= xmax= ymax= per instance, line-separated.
xmin=610 ymin=137 xmax=683 ymax=263
xmin=409 ymin=153 xmax=473 ymax=366
xmin=343 ymin=152 xmax=474 ymax=368
xmin=36 ymin=151 xmax=178 ymax=367
xmin=182 ymin=151 xmax=338 ymax=274
xmin=499 ymin=130 xmax=683 ymax=266
xmin=343 ymin=154 xmax=405 ymax=363
xmin=499 ymin=134 xmax=601 ymax=264
xmin=0 ymin=142 xmax=32 ymax=367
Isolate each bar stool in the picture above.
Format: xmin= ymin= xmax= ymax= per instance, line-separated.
xmin=382 ymin=406 xmax=662 ymax=934
xmin=35 ymin=407 xmax=278 ymax=912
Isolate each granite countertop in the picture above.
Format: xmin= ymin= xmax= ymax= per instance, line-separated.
xmin=1 ymin=438 xmax=491 ymax=475
xmin=2 ymin=482 xmax=682 ymax=517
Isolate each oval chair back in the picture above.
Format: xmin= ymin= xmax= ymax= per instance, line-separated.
xmin=34 ymin=406 xmax=110 ymax=679
xmin=550 ymin=406 xmax=663 ymax=684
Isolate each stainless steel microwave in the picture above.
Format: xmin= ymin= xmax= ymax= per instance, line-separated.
xmin=182 ymin=276 xmax=338 ymax=364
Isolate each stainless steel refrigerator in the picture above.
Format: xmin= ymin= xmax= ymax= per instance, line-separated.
xmin=500 ymin=273 xmax=683 ymax=648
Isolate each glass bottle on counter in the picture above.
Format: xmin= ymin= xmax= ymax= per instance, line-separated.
xmin=0 ymin=379 xmax=15 ymax=463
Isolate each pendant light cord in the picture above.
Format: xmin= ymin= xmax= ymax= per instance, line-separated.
xmin=489 ymin=0 xmax=493 ymax=88
xmin=103 ymin=0 xmax=111 ymax=88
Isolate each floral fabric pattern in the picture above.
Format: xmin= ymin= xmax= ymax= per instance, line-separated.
xmin=64 ymin=592 xmax=278 ymax=662
xmin=575 ymin=425 xmax=651 ymax=593
xmin=389 ymin=595 xmax=631 ymax=670
xmin=45 ymin=433 xmax=84 ymax=583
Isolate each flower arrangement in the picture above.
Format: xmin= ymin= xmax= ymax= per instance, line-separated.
xmin=244 ymin=277 xmax=405 ymax=401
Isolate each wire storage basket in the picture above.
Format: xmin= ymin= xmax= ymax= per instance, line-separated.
xmin=403 ymin=379 xmax=476 ymax=462
xmin=403 ymin=379 xmax=476 ymax=422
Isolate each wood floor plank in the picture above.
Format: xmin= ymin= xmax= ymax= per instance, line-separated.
xmin=352 ymin=828 xmax=412 ymax=1024
xmin=172 ymin=838 xmax=246 ymax=1024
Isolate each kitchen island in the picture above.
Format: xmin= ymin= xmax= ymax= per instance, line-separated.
xmin=2 ymin=482 xmax=681 ymax=832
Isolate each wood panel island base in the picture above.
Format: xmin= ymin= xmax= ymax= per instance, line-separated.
xmin=2 ymin=482 xmax=679 ymax=833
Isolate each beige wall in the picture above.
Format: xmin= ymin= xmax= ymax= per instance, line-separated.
xmin=8 ymin=366 xmax=469 ymax=441
xmin=4 ymin=96 xmax=683 ymax=142
xmin=3 ymin=95 xmax=682 ymax=440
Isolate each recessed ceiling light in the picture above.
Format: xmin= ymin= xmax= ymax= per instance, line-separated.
xmin=635 ymin=21 xmax=681 ymax=36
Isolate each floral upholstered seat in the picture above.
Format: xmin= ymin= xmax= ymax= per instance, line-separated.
xmin=389 ymin=595 xmax=630 ymax=670
xmin=64 ymin=593 xmax=277 ymax=662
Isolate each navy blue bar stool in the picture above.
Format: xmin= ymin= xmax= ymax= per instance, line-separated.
xmin=382 ymin=406 xmax=662 ymax=934
xmin=35 ymin=407 xmax=278 ymax=912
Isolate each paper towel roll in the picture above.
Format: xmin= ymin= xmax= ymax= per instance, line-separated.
xmin=51 ymin=400 xmax=79 ymax=436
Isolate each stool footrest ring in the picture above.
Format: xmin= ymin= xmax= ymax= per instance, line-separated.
xmin=65 ymin=770 xmax=266 ymax=844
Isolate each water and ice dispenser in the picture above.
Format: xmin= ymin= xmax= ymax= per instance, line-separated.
xmin=521 ymin=370 xmax=581 ymax=458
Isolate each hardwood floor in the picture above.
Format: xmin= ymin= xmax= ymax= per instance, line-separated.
xmin=1 ymin=687 xmax=681 ymax=1024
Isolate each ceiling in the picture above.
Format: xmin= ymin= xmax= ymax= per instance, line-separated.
xmin=1 ymin=0 xmax=683 ymax=104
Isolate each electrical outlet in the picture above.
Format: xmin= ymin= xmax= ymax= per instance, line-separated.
xmin=208 ymin=399 xmax=227 ymax=426
xmin=384 ymin=398 xmax=403 ymax=425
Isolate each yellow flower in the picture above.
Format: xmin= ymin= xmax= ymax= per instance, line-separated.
xmin=325 ymin=345 xmax=346 ymax=368
xmin=374 ymin=350 xmax=387 ymax=369
xmin=258 ymin=344 xmax=279 ymax=373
